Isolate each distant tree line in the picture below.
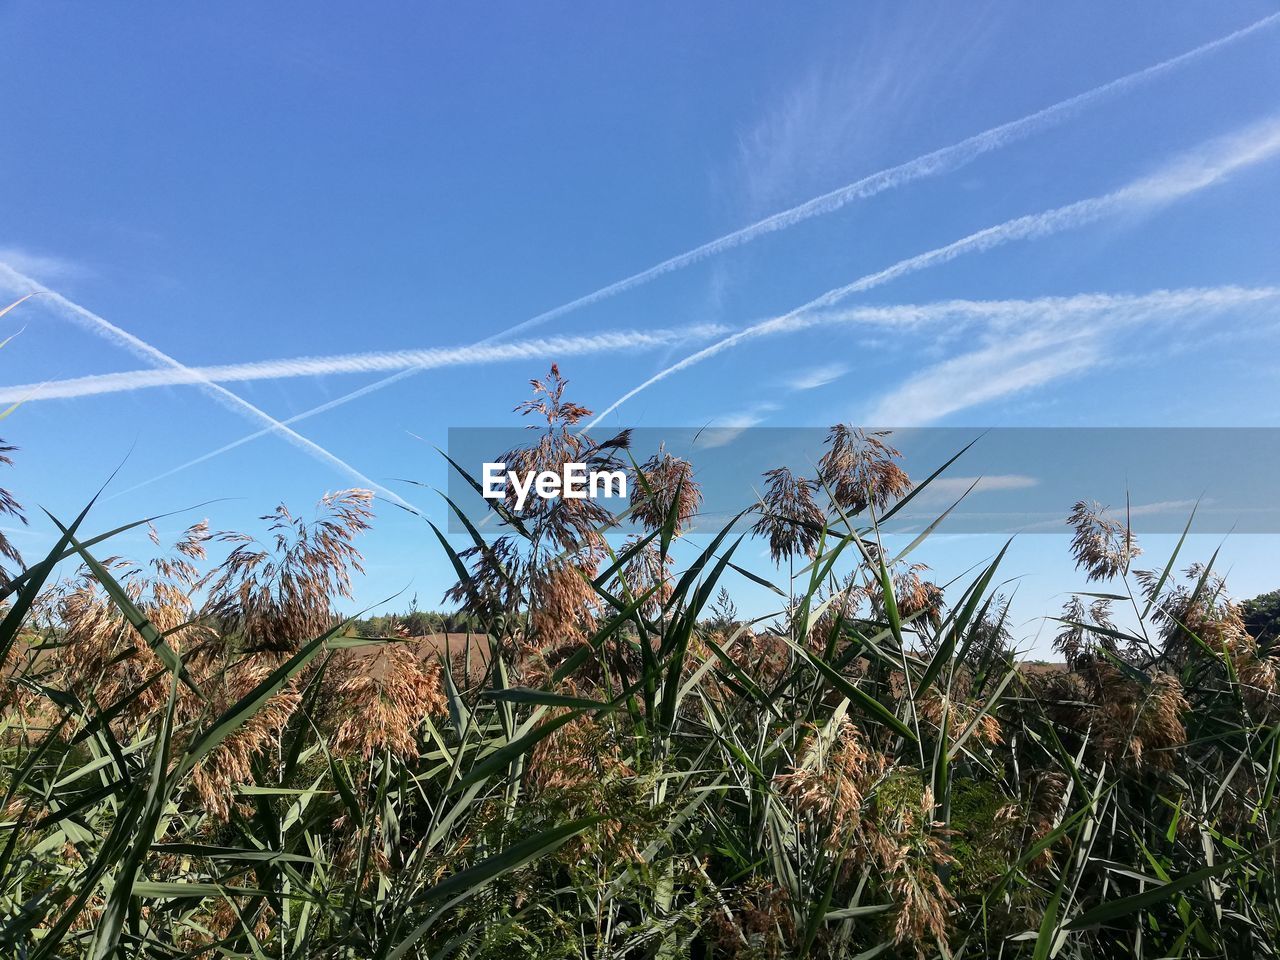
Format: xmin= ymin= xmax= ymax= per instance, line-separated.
xmin=350 ymin=609 xmax=485 ymax=638
xmin=1245 ymin=589 xmax=1280 ymax=646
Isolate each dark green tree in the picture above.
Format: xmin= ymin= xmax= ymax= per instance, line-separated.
xmin=1243 ymin=589 xmax=1280 ymax=647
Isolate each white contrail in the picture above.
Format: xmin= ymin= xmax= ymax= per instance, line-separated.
xmin=109 ymin=13 xmax=1280 ymax=494
xmin=585 ymin=115 xmax=1280 ymax=427
xmin=105 ymin=285 xmax=1280 ymax=499
xmin=99 ymin=326 xmax=726 ymax=497
xmin=491 ymin=10 xmax=1280 ymax=342
xmin=127 ymin=10 xmax=1280 ymax=465
xmin=0 ymin=264 xmax=419 ymax=510
xmin=770 ymin=285 xmax=1280 ymax=335
xmin=0 ymin=324 xmax=728 ymax=403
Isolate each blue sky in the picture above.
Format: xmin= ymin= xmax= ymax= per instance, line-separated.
xmin=2 ymin=3 xmax=1279 ymax=650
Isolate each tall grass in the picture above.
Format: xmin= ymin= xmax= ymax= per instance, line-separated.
xmin=1 ymin=361 xmax=1278 ymax=958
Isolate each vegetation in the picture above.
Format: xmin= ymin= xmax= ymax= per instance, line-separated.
xmin=1244 ymin=589 xmax=1280 ymax=646
xmin=351 ymin=608 xmax=483 ymax=639
xmin=2 ymin=360 xmax=1279 ymax=958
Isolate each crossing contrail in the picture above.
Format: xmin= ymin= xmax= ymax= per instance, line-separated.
xmin=0 ymin=324 xmax=727 ymax=403
xmin=121 ymin=9 xmax=1280 ymax=490
xmin=91 ymin=326 xmax=723 ymax=498
xmin=585 ymin=115 xmax=1280 ymax=427
xmin=0 ymin=263 xmax=420 ymax=510
xmin=18 ymin=12 xmax=1276 ymax=502
xmin=121 ymin=286 xmax=1275 ymax=499
xmin=491 ymin=10 xmax=1280 ymax=342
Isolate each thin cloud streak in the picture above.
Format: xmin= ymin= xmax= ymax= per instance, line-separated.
xmin=803 ymin=286 xmax=1280 ymax=332
xmin=1018 ymin=498 xmax=1204 ymax=531
xmin=917 ymin=474 xmax=1040 ymax=499
xmin=104 ymin=327 xmax=726 ymax=498
xmin=786 ymin=362 xmax=849 ymax=390
xmin=0 ymin=248 xmax=88 ymax=283
xmin=113 ymin=15 xmax=1279 ymax=493
xmin=697 ymin=401 xmax=782 ymax=449
xmin=864 ymin=328 xmax=1102 ymax=425
xmin=863 ymin=290 xmax=1280 ymax=425
xmin=586 ymin=117 xmax=1280 ymax=427
xmin=0 ymin=263 xmax=419 ymax=510
xmin=494 ymin=10 xmax=1279 ymax=343
xmin=0 ymin=325 xmax=728 ymax=403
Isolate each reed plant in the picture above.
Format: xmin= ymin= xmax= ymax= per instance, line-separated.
xmin=2 ymin=356 xmax=1278 ymax=958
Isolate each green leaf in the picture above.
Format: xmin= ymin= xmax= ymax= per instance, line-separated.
xmin=384 ymin=816 xmax=603 ymax=959
xmin=49 ymin=515 xmax=201 ymax=697
xmin=796 ymin=643 xmax=916 ymax=742
xmin=175 ymin=618 xmax=355 ymax=779
xmin=484 ymin=687 xmax=610 ymax=710
xmin=1065 ymin=843 xmax=1275 ymax=930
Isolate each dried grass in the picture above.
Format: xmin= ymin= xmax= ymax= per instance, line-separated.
xmin=330 ymin=644 xmax=446 ymax=763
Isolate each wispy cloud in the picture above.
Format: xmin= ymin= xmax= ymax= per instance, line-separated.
xmin=0 ymin=262 xmax=420 ymax=510
xmin=786 ymin=362 xmax=849 ymax=391
xmin=586 ymin=116 xmax=1280 ymax=426
xmin=0 ymin=247 xmax=89 ymax=283
xmin=860 ymin=285 xmax=1280 ymax=424
xmin=913 ymin=474 xmax=1040 ymax=502
xmin=733 ymin=11 xmax=994 ymax=214
xmin=802 ymin=286 xmax=1280 ymax=332
xmin=863 ymin=328 xmax=1101 ymax=425
xmin=1019 ymin=498 xmax=1204 ymax=531
xmin=696 ymin=402 xmax=782 ymax=449
xmin=0 ymin=324 xmax=728 ymax=403
xmin=111 ymin=16 xmax=1280 ymax=494
xmin=498 ymin=11 xmax=1277 ymax=344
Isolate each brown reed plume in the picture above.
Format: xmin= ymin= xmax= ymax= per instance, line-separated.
xmin=1053 ymin=595 xmax=1120 ymax=668
xmin=1067 ymin=499 xmax=1141 ymax=582
xmin=752 ymin=467 xmax=824 ymax=563
xmin=1078 ymin=661 xmax=1190 ymax=770
xmin=500 ymin=364 xmax=620 ymax=554
xmin=609 ymin=534 xmax=674 ymax=618
xmin=629 ymin=447 xmax=701 ymax=535
xmin=330 ymin=644 xmax=446 ymax=763
xmin=890 ymin=562 xmax=945 ymax=631
xmin=918 ymin=690 xmax=1003 ymax=748
xmin=818 ymin=426 xmax=912 ymax=517
xmin=882 ymin=787 xmax=956 ymax=957
xmin=47 ymin=521 xmax=220 ymax=732
xmin=187 ymin=656 xmax=303 ymax=822
xmin=448 ymin=366 xmax=618 ymax=648
xmin=1140 ymin=564 xmax=1280 ymax=717
xmin=774 ymin=717 xmax=890 ymax=851
xmin=444 ymin=533 xmax=525 ymax=624
xmin=527 ymin=555 xmax=602 ymax=650
xmin=525 ymin=701 xmax=634 ymax=799
xmin=206 ymin=489 xmax=373 ymax=653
